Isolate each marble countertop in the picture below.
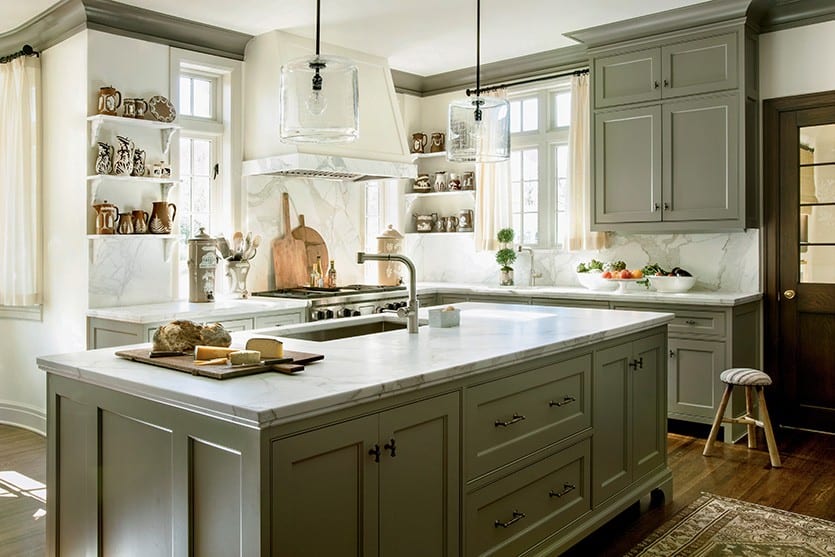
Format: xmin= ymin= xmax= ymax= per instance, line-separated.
xmin=40 ymin=303 xmax=673 ymax=429
xmin=418 ymin=282 xmax=762 ymax=306
xmin=86 ymin=298 xmax=309 ymax=324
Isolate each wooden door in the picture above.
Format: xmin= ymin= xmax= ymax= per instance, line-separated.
xmin=272 ymin=416 xmax=379 ymax=557
xmin=378 ymin=393 xmax=460 ymax=557
xmin=764 ymin=92 xmax=835 ymax=433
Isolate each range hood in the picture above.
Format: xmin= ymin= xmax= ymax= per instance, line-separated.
xmin=242 ymin=31 xmax=416 ymax=182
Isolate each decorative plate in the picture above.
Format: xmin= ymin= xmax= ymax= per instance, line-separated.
xmin=148 ymin=95 xmax=176 ymax=123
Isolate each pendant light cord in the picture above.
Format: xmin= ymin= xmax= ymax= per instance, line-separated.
xmin=475 ymin=0 xmax=480 ymax=97
xmin=310 ymin=0 xmax=324 ymax=90
xmin=315 ymin=0 xmax=321 ymax=57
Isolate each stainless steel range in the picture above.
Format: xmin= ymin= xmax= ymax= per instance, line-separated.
xmin=253 ymin=285 xmax=409 ymax=321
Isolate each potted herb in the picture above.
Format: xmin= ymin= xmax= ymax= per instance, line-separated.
xmin=495 ymin=228 xmax=517 ymax=286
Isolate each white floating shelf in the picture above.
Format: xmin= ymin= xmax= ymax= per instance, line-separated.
xmin=86 ymin=174 xmax=177 ymax=201
xmin=410 ymin=151 xmax=448 ymax=160
xmin=405 ymin=190 xmax=475 ymax=200
xmin=404 ymin=232 xmax=474 ymax=237
xmin=88 ymin=114 xmax=181 ymax=154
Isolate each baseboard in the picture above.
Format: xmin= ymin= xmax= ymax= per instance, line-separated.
xmin=0 ymin=401 xmax=46 ymax=436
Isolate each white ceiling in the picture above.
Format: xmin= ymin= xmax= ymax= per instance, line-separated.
xmin=5 ymin=0 xmax=710 ymax=76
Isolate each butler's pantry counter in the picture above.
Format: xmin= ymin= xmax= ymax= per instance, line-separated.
xmin=41 ymin=303 xmax=674 ymax=556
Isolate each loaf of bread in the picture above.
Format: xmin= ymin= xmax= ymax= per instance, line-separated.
xmin=152 ymin=320 xmax=232 ymax=352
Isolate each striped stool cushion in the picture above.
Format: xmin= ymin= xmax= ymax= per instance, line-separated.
xmin=720 ymin=368 xmax=772 ymax=386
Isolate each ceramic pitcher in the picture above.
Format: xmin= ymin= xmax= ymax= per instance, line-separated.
xmin=97 ymin=86 xmax=122 ymax=115
xmin=113 ymin=135 xmax=134 ymax=176
xmin=117 ymin=213 xmax=134 ymax=235
xmin=149 ymin=201 xmax=176 ymax=234
xmin=411 ymin=132 xmax=427 ymax=153
xmin=92 ymin=202 xmax=118 ymax=234
xmin=95 ymin=142 xmax=113 ymax=175
xmin=132 ymin=148 xmax=146 ymax=177
xmin=430 ymin=132 xmax=445 ymax=152
xmin=131 ymin=210 xmax=149 ymax=234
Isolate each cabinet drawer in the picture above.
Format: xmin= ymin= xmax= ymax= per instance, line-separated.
xmin=613 ymin=305 xmax=726 ymax=338
xmin=465 ymin=439 xmax=590 ymax=557
xmin=465 ymin=355 xmax=591 ymax=480
xmin=254 ymin=312 xmax=302 ymax=329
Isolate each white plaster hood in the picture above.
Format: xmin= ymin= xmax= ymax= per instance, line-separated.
xmin=242 ymin=30 xmax=416 ymax=182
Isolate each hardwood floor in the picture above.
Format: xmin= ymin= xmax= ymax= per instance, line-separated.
xmin=1 ymin=421 xmax=832 ymax=556
xmin=0 ymin=425 xmax=46 ymax=557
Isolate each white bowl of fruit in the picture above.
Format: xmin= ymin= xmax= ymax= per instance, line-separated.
xmin=644 ymin=266 xmax=696 ymax=293
xmin=576 ymin=260 xmax=642 ymax=291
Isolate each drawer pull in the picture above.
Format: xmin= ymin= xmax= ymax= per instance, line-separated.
xmin=494 ymin=510 xmax=526 ymax=529
xmin=685 ymin=319 xmax=697 ymax=325
xmin=549 ymin=483 xmax=576 ymax=498
xmin=549 ymin=396 xmax=576 ymax=408
xmin=494 ymin=413 xmax=526 ymax=427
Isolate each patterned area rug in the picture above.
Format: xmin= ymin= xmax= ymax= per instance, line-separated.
xmin=625 ymin=493 xmax=835 ymax=556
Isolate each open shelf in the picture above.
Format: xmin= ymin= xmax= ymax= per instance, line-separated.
xmin=88 ymin=114 xmax=180 ymax=154
xmin=404 ymin=190 xmax=475 ymax=200
xmin=410 ymin=151 xmax=449 ymax=161
xmin=404 ymin=232 xmax=474 ymax=237
xmin=87 ymin=174 xmax=177 ymax=201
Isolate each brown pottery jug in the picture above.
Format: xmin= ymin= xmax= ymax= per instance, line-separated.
xmin=97 ymin=86 xmax=122 ymax=116
xmin=92 ymin=202 xmax=118 ymax=234
xmin=117 ymin=213 xmax=134 ymax=235
xmin=131 ymin=210 xmax=149 ymax=234
xmin=149 ymin=201 xmax=177 ymax=234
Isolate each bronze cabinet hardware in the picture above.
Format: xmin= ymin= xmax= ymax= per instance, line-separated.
xmin=494 ymin=413 xmax=526 ymax=427
xmin=548 ymin=483 xmax=576 ymax=498
xmin=384 ymin=438 xmax=397 ymax=458
xmin=368 ymin=444 xmax=381 ymax=463
xmin=494 ymin=510 xmax=526 ymax=528
xmin=548 ymin=396 xmax=576 ymax=407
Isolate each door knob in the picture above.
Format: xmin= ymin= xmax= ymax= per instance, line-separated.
xmin=783 ymin=289 xmax=796 ymax=300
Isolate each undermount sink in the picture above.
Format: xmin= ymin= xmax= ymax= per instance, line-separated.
xmin=269 ymin=314 xmax=426 ymax=342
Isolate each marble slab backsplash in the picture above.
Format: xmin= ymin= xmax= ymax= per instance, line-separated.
xmin=89 ymin=237 xmax=177 ymax=308
xmin=406 ymin=229 xmax=760 ymax=292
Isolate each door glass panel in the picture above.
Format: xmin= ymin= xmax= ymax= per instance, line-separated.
xmin=800 ymin=246 xmax=835 ymax=284
xmin=798 ymin=123 xmax=835 ymax=284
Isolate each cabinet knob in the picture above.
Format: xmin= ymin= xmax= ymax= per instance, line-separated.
xmin=384 ymin=438 xmax=397 ymax=458
xmin=669 ymin=350 xmax=676 ymax=358
xmin=663 ymin=202 xmax=670 ymax=210
xmin=783 ymin=289 xmax=796 ymax=300
xmin=653 ymin=202 xmax=660 ymax=211
xmin=654 ymin=81 xmax=660 ymax=89
xmin=368 ymin=444 xmax=381 ymax=463
xmin=663 ymin=79 xmax=670 ymax=87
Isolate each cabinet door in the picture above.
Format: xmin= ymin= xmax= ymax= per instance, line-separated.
xmin=631 ymin=334 xmax=666 ymax=480
xmin=661 ymin=33 xmax=738 ymax=98
xmin=272 ymin=416 xmax=379 ymax=557
xmin=594 ymin=47 xmax=661 ymax=108
xmin=668 ymin=338 xmax=726 ymax=420
xmin=592 ymin=341 xmax=632 ymax=506
xmin=379 ymin=393 xmax=460 ymax=557
xmin=594 ymin=106 xmax=662 ymax=225
xmin=662 ymin=93 xmax=739 ymax=222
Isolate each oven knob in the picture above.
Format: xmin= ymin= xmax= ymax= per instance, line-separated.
xmin=386 ymin=303 xmax=396 ymax=310
xmin=314 ymin=310 xmax=326 ymax=320
xmin=352 ymin=310 xmax=361 ymax=317
xmin=325 ymin=309 xmax=334 ymax=319
xmin=340 ymin=308 xmax=353 ymax=318
xmin=397 ymin=301 xmax=407 ymax=309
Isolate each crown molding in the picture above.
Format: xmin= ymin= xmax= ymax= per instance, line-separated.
xmin=0 ymin=0 xmax=252 ymax=61
xmin=755 ymin=0 xmax=835 ymax=33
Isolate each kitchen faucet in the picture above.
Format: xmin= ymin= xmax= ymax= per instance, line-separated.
xmin=517 ymin=246 xmax=543 ymax=287
xmin=357 ymin=252 xmax=419 ymax=333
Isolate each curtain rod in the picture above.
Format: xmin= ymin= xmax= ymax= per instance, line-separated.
xmin=466 ymin=67 xmax=589 ymax=96
xmin=0 ymin=44 xmax=39 ymax=65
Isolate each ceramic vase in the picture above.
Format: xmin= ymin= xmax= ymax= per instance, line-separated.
xmin=113 ymin=135 xmax=134 ymax=176
xmin=95 ymin=142 xmax=113 ymax=175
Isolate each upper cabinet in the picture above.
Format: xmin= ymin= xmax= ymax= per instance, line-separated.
xmin=591 ymin=27 xmax=758 ymax=233
xmin=594 ymin=33 xmax=738 ymax=108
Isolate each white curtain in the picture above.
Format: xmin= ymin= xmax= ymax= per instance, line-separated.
xmin=474 ymin=88 xmax=512 ymax=251
xmin=0 ymin=56 xmax=42 ymax=306
xmin=566 ymin=73 xmax=608 ymax=251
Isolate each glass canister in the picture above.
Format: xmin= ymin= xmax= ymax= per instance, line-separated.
xmin=187 ymin=227 xmax=218 ymax=302
xmin=376 ymin=224 xmax=404 ymax=286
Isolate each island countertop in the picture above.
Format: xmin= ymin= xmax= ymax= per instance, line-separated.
xmin=39 ymin=303 xmax=673 ymax=429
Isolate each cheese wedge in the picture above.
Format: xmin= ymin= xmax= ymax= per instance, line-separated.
xmin=227 ymin=350 xmax=261 ymax=365
xmin=246 ymin=338 xmax=284 ymax=359
xmin=194 ymin=345 xmax=238 ymax=360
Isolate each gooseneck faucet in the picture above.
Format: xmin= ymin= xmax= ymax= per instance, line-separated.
xmin=517 ymin=246 xmax=543 ymax=287
xmin=357 ymin=252 xmax=419 ymax=333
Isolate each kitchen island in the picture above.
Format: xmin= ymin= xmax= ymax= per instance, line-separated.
xmin=39 ymin=302 xmax=674 ymax=556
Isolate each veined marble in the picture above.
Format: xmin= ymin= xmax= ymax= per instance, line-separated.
xmin=406 ymin=229 xmax=760 ymax=293
xmin=86 ymin=298 xmax=308 ymax=324
xmin=39 ymin=303 xmax=673 ymax=428
xmin=88 ymin=236 xmax=177 ymax=308
xmin=242 ymin=153 xmax=416 ymax=181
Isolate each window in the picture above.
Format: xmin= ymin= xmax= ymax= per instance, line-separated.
xmin=179 ymin=72 xmax=217 ymax=119
xmin=178 ymin=136 xmax=217 ymax=240
xmin=508 ymin=79 xmax=571 ymax=248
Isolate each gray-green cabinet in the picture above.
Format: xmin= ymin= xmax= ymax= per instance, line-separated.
xmin=592 ymin=333 xmax=666 ymax=506
xmin=667 ymin=337 xmax=726 ymax=420
xmin=591 ymin=26 xmax=756 ymax=232
xmin=271 ymin=392 xmax=460 ymax=557
xmin=594 ymin=33 xmax=737 ymax=108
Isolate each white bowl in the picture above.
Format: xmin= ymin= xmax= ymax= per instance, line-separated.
xmin=576 ymin=272 xmax=619 ymax=291
xmin=647 ymin=275 xmax=696 ymax=293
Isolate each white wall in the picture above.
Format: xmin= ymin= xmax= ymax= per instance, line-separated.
xmin=0 ymin=32 xmax=89 ymax=433
xmin=760 ymin=19 xmax=835 ymax=99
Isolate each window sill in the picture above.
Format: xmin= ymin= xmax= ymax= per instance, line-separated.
xmin=0 ymin=305 xmax=43 ymax=321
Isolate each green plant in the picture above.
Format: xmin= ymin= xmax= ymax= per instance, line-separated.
xmin=495 ymin=248 xmax=517 ymax=271
xmin=496 ymin=227 xmax=515 ymax=244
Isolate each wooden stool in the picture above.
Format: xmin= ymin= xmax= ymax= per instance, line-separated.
xmin=703 ymin=368 xmax=782 ymax=468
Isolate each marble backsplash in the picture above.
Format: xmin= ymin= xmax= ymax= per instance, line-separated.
xmin=244 ymin=176 xmax=760 ymax=294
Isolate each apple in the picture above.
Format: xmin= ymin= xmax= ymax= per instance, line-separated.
xmin=621 ymin=269 xmax=633 ymax=279
xmin=602 ymin=271 xmax=613 ymax=279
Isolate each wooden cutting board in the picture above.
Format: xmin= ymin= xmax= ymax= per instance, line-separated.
xmin=115 ymin=348 xmax=324 ymax=379
xmin=292 ymin=214 xmax=329 ymax=271
xmin=272 ymin=192 xmax=309 ymax=288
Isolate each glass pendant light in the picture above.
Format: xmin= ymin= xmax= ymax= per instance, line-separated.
xmin=280 ymin=0 xmax=359 ymax=143
xmin=447 ymin=0 xmax=510 ymax=162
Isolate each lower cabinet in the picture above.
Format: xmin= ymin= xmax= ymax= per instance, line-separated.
xmin=465 ymin=439 xmax=590 ymax=557
xmin=592 ymin=333 xmax=666 ymax=506
xmin=271 ymin=392 xmax=460 ymax=557
xmin=668 ymin=338 xmax=726 ymax=419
